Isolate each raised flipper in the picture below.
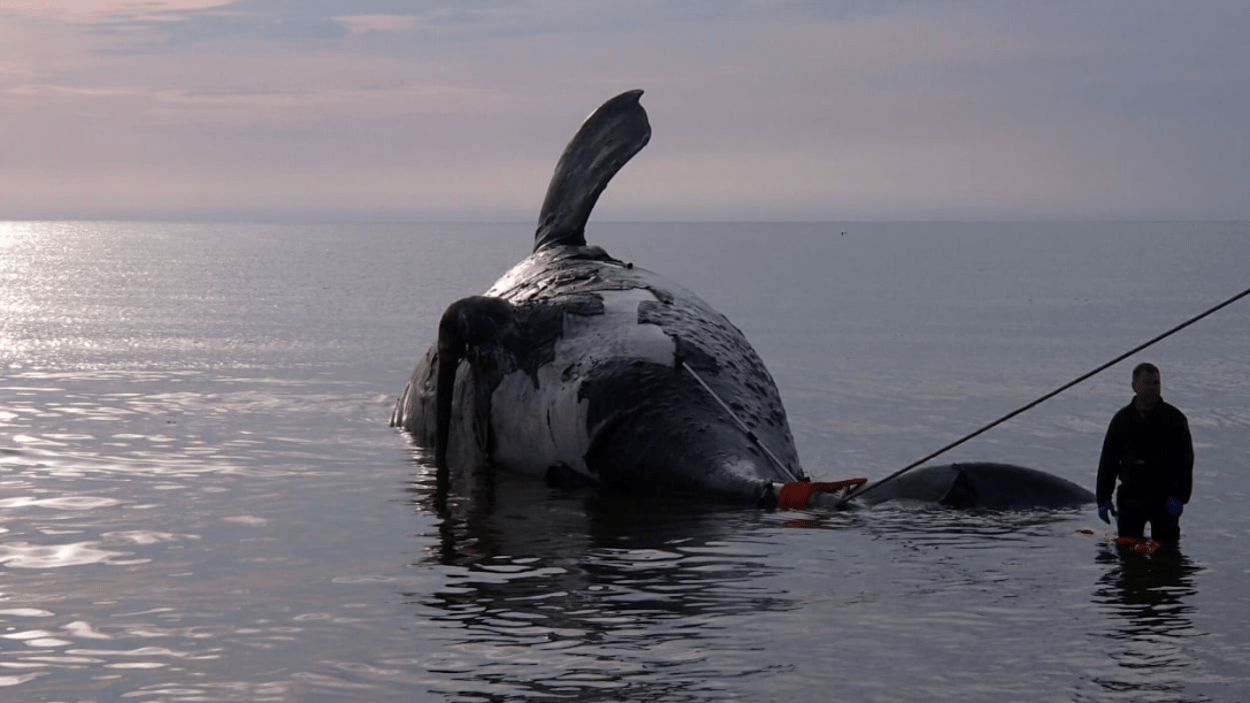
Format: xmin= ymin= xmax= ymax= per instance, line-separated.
xmin=533 ymin=90 xmax=651 ymax=252
xmin=434 ymin=296 xmax=519 ymax=468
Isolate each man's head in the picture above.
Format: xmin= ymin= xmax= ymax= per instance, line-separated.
xmin=1132 ymin=362 xmax=1162 ymax=410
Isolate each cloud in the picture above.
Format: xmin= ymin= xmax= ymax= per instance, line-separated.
xmin=334 ymin=14 xmax=422 ymax=36
xmin=0 ymin=0 xmax=235 ymax=23
xmin=2 ymin=1 xmax=1249 ymax=220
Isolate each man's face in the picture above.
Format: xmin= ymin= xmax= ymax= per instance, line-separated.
xmin=1133 ymin=371 xmax=1162 ymax=408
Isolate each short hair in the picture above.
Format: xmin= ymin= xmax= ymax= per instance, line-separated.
xmin=1132 ymin=362 xmax=1160 ymax=381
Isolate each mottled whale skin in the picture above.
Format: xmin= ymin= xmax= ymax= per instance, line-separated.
xmin=390 ymin=90 xmax=807 ymax=504
xmin=846 ymin=462 xmax=1095 ymax=510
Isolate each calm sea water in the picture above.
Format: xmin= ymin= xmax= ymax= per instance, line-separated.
xmin=2 ymin=221 xmax=1248 ymax=702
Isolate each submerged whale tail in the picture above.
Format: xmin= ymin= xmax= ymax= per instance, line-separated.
xmin=847 ymin=462 xmax=1095 ymax=510
xmin=533 ymin=90 xmax=651 ymax=252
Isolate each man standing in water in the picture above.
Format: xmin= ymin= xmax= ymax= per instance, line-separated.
xmin=1096 ymin=362 xmax=1194 ymax=543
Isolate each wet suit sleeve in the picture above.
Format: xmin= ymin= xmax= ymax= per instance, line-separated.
xmin=1096 ymin=407 xmax=1129 ymax=505
xmin=1172 ymin=410 xmax=1194 ymax=504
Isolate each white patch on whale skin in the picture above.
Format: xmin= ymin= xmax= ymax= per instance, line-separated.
xmin=444 ymin=362 xmax=491 ymax=471
xmin=489 ymin=288 xmax=676 ymax=477
xmin=560 ymin=288 xmax=675 ymax=365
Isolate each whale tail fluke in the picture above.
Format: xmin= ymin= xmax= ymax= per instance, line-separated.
xmin=534 ymin=90 xmax=651 ymax=253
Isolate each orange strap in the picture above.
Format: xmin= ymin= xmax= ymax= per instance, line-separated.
xmin=1077 ymin=531 xmax=1162 ymax=554
xmin=1114 ymin=536 xmax=1162 ymax=554
xmin=778 ymin=478 xmax=868 ymax=511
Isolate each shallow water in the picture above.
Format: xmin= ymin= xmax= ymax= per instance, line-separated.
xmin=2 ymin=221 xmax=1248 ymax=701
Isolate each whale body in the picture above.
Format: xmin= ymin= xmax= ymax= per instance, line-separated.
xmin=391 ymin=90 xmax=808 ymax=505
xmin=843 ymin=462 xmax=1095 ymax=510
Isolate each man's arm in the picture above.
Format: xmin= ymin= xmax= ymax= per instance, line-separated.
xmin=1095 ymin=411 xmax=1125 ymax=505
xmin=1174 ymin=411 xmax=1194 ymax=503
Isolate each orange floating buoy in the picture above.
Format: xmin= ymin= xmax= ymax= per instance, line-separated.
xmin=777 ymin=478 xmax=868 ymax=510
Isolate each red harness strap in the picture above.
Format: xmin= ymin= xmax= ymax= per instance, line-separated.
xmin=778 ymin=478 xmax=868 ymax=511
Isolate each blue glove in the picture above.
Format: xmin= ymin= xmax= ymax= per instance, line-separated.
xmin=1098 ymin=501 xmax=1116 ymax=524
xmin=1166 ymin=496 xmax=1184 ymax=516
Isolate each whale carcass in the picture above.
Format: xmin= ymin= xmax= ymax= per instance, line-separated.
xmin=390 ymin=90 xmax=1098 ymax=513
xmin=391 ymin=90 xmax=809 ymax=505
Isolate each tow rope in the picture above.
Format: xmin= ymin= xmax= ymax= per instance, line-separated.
xmin=682 ymin=361 xmax=791 ymax=475
xmin=839 ymin=282 xmax=1250 ymax=507
xmin=681 ymin=362 xmax=867 ymax=509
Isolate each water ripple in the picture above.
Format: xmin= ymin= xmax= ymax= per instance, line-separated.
xmin=0 ymin=496 xmax=122 ymax=511
xmin=0 ymin=541 xmax=140 ymax=568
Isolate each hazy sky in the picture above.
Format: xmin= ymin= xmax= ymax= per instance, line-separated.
xmin=4 ymin=1 xmax=1248 ymax=221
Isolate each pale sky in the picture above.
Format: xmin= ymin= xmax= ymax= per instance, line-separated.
xmin=3 ymin=1 xmax=1248 ymax=221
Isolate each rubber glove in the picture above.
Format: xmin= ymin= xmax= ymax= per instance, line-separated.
xmin=1166 ymin=496 xmax=1184 ymax=516
xmin=1098 ymin=501 xmax=1116 ymax=524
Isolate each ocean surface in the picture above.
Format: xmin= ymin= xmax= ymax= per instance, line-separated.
xmin=1 ymin=220 xmax=1248 ymax=702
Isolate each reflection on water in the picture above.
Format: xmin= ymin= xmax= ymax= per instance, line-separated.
xmin=1088 ymin=546 xmax=1212 ymax=702
xmin=1097 ymin=545 xmax=1198 ymax=635
xmin=0 ymin=364 xmax=409 ymax=702
xmin=405 ymin=452 xmax=802 ymax=700
xmin=3 ymin=221 xmax=1249 ymax=701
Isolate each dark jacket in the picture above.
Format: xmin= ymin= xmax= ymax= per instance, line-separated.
xmin=1096 ymin=398 xmax=1193 ymax=505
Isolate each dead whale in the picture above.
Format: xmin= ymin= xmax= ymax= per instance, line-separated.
xmin=391 ymin=90 xmax=807 ymax=505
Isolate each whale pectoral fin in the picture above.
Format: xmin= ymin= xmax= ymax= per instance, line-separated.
xmin=937 ymin=466 xmax=979 ymax=509
xmin=434 ymin=296 xmax=518 ymax=468
xmin=534 ymin=90 xmax=651 ymax=252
